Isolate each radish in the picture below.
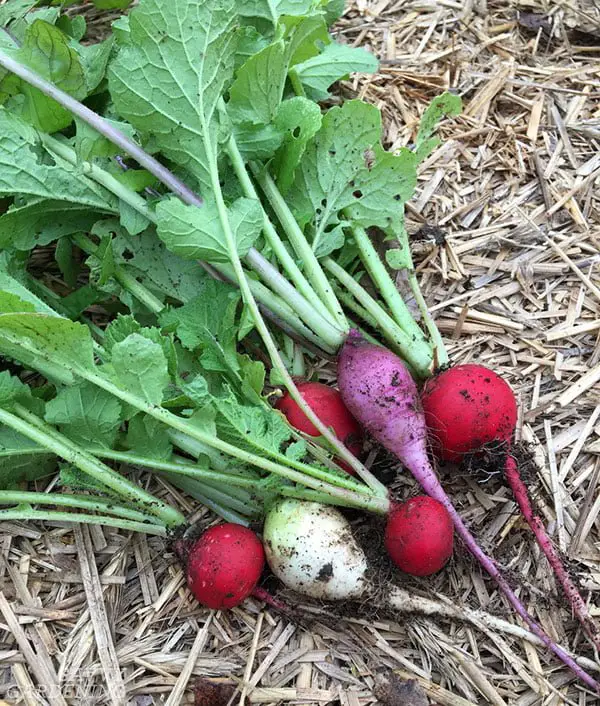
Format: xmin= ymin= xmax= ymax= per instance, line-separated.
xmin=183 ymin=523 xmax=265 ymax=609
xmin=421 ymin=364 xmax=517 ymax=462
xmin=385 ymin=496 xmax=453 ymax=576
xmin=276 ymin=382 xmax=363 ymax=473
xmin=263 ymin=499 xmax=368 ymax=600
xmin=422 ymin=364 xmax=600 ymax=651
xmin=337 ymin=330 xmax=600 ymax=691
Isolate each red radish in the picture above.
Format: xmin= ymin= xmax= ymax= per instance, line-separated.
xmin=276 ymin=382 xmax=363 ymax=473
xmin=385 ymin=496 xmax=453 ymax=576
xmin=421 ymin=364 xmax=517 ymax=462
xmin=185 ymin=523 xmax=265 ymax=609
xmin=421 ymin=364 xmax=600 ymax=651
xmin=337 ymin=330 xmax=599 ymax=691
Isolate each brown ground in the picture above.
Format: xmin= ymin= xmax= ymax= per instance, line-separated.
xmin=1 ymin=0 xmax=600 ymax=704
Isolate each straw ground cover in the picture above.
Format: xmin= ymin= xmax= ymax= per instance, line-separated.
xmin=1 ymin=0 xmax=599 ymax=703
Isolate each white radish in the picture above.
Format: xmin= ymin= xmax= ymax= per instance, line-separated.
xmin=263 ymin=499 xmax=367 ymax=600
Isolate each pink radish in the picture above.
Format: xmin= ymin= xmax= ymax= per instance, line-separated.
xmin=422 ymin=364 xmax=600 ymax=651
xmin=337 ymin=330 xmax=600 ymax=691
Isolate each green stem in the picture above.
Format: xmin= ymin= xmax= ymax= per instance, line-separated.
xmin=351 ymin=225 xmax=429 ymax=345
xmin=332 ymin=282 xmax=381 ymax=330
xmin=288 ymin=68 xmax=306 ymax=98
xmin=0 ymin=508 xmax=167 ymax=536
xmin=44 ymin=138 xmax=329 ymax=349
xmin=251 ymin=164 xmax=348 ymax=330
xmin=406 ymin=270 xmax=449 ymax=368
xmin=6 ymin=405 xmax=185 ymax=528
xmin=226 ymin=133 xmax=339 ymax=334
xmin=0 ymin=490 xmax=161 ymax=524
xmin=323 ymin=257 xmax=433 ymax=378
xmin=162 ymin=474 xmax=252 ymax=526
xmin=80 ymin=369 xmax=390 ymax=514
xmin=94 ymin=449 xmax=260 ymax=488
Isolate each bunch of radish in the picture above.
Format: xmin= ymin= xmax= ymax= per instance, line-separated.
xmin=180 ymin=331 xmax=599 ymax=693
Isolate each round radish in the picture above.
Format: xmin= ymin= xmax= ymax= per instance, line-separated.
xmin=276 ymin=382 xmax=363 ymax=472
xmin=263 ymin=499 xmax=368 ymax=600
xmin=385 ymin=496 xmax=453 ymax=576
xmin=186 ymin=523 xmax=265 ymax=609
xmin=421 ymin=364 xmax=517 ymax=462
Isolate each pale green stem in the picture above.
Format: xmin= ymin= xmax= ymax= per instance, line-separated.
xmin=351 ymin=225 xmax=429 ymax=345
xmin=225 ymin=132 xmax=338 ymax=332
xmin=79 ymin=369 xmax=390 ymax=514
xmin=0 ymin=491 xmax=161 ymax=524
xmin=323 ymin=257 xmax=433 ymax=378
xmin=6 ymin=405 xmax=185 ymax=528
xmin=0 ymin=508 xmax=167 ymax=536
xmin=251 ymin=164 xmax=348 ymax=330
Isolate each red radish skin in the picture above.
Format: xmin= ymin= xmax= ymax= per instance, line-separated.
xmin=186 ymin=524 xmax=265 ymax=609
xmin=421 ymin=364 xmax=517 ymax=463
xmin=277 ymin=382 xmax=363 ymax=473
xmin=337 ymin=331 xmax=600 ymax=692
xmin=385 ymin=497 xmax=453 ymax=576
xmin=421 ymin=363 xmax=600 ymax=651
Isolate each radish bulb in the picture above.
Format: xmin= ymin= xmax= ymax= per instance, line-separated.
xmin=263 ymin=499 xmax=367 ymax=600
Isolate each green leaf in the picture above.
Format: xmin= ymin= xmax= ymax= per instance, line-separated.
xmin=74 ymin=117 xmax=136 ymax=161
xmin=0 ymin=111 xmax=118 ymax=212
xmin=272 ymin=96 xmax=321 ymax=193
xmin=0 ymin=199 xmax=108 ymax=250
xmin=56 ymin=14 xmax=87 ymax=41
xmin=111 ymin=229 xmax=210 ymax=303
xmin=229 ymin=40 xmax=287 ymax=126
xmin=156 ymin=196 xmax=262 ymax=264
xmin=0 ymin=1 xmax=37 ymax=25
xmin=126 ymin=414 xmax=172 ymax=460
xmin=0 ymin=370 xmax=31 ymax=408
xmin=104 ymin=314 xmax=140 ymax=350
xmin=285 ymin=15 xmax=329 ymax=67
xmin=289 ymin=101 xmax=418 ymax=255
xmin=238 ymin=354 xmax=265 ymax=404
xmin=237 ymin=0 xmax=317 ymax=24
xmin=55 ymin=238 xmax=79 ymax=288
xmin=111 ymin=333 xmax=169 ymax=405
xmin=414 ymin=91 xmax=462 ymax=163
xmin=234 ymin=26 xmax=269 ymax=69
xmin=180 ymin=375 xmax=211 ymax=407
xmin=74 ymin=37 xmax=114 ymax=94
xmin=214 ymin=392 xmax=292 ymax=457
xmin=45 ymin=382 xmax=123 ymax=448
xmin=0 ymin=426 xmax=55 ymax=490
xmin=159 ymin=281 xmax=239 ymax=372
xmin=291 ymin=42 xmax=378 ymax=100
xmin=321 ymin=0 xmax=345 ymax=24
xmin=93 ymin=0 xmax=131 ymax=9
xmin=109 ymin=0 xmax=238 ymax=191
xmin=0 ymin=292 xmax=36 ymax=313
xmin=3 ymin=20 xmax=87 ymax=132
xmin=0 ymin=266 xmax=58 ymax=315
xmin=0 ymin=313 xmax=95 ymax=385
xmin=232 ymin=121 xmax=284 ymax=161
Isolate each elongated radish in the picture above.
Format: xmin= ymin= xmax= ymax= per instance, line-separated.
xmin=337 ymin=331 xmax=600 ymax=692
xmin=276 ymin=382 xmax=363 ymax=474
xmin=422 ymin=364 xmax=600 ymax=651
xmin=181 ymin=523 xmax=265 ymax=609
xmin=385 ymin=497 xmax=453 ymax=576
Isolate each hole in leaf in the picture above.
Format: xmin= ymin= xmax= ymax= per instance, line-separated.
xmin=292 ymin=126 xmax=301 ymax=138
xmin=353 ymin=190 xmax=363 ymax=199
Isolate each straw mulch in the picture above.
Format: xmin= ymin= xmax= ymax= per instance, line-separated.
xmin=1 ymin=0 xmax=600 ymax=704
